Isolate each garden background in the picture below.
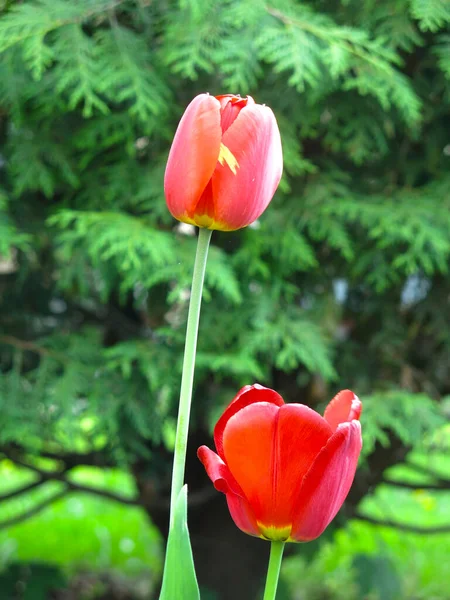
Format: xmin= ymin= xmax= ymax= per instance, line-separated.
xmin=1 ymin=0 xmax=450 ymax=598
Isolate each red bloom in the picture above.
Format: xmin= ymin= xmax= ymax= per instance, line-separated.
xmin=164 ymin=94 xmax=283 ymax=231
xmin=198 ymin=384 xmax=362 ymax=542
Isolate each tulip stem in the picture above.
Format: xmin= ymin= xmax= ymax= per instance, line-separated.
xmin=169 ymin=227 xmax=212 ymax=528
xmin=263 ymin=541 xmax=285 ymax=600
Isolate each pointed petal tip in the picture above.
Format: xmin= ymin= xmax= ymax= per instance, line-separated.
xmin=324 ymin=389 xmax=362 ymax=431
xmin=198 ymin=445 xmax=239 ymax=494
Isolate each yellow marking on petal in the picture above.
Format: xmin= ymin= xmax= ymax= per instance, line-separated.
xmin=258 ymin=523 xmax=292 ymax=542
xmin=177 ymin=213 xmax=238 ymax=232
xmin=218 ymin=143 xmax=239 ymax=175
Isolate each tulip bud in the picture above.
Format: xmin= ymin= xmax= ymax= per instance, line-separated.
xmin=164 ymin=94 xmax=283 ymax=231
xmin=198 ymin=385 xmax=362 ymax=542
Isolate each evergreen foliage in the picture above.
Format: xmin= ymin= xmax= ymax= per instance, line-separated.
xmin=0 ymin=0 xmax=449 ymax=559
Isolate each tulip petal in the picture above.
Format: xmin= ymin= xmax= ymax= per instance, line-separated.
xmin=197 ymin=445 xmax=260 ymax=536
xmin=164 ymin=94 xmax=222 ymax=220
xmin=324 ymin=389 xmax=362 ymax=432
xmin=271 ymin=405 xmax=333 ymax=526
xmin=211 ymin=103 xmax=283 ymax=230
xmin=213 ymin=384 xmax=284 ymax=461
xmin=222 ymin=403 xmax=332 ymax=528
xmin=222 ymin=402 xmax=277 ymax=524
xmin=217 ymin=96 xmax=244 ymax=133
xmin=197 ymin=445 xmax=242 ymax=496
xmin=290 ymin=420 xmax=362 ymax=542
xmin=225 ymin=490 xmax=261 ymax=537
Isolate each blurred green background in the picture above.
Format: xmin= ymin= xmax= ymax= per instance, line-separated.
xmin=1 ymin=0 xmax=450 ymax=598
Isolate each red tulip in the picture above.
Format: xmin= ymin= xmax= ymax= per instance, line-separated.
xmin=164 ymin=94 xmax=283 ymax=231
xmin=198 ymin=384 xmax=362 ymax=542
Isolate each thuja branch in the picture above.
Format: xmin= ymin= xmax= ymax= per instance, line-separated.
xmin=1 ymin=444 xmax=117 ymax=468
xmin=265 ymin=5 xmax=398 ymax=72
xmin=64 ymin=480 xmax=141 ymax=506
xmin=405 ymin=460 xmax=450 ymax=482
xmin=0 ymin=489 xmax=69 ymax=532
xmin=384 ymin=479 xmax=450 ymax=491
xmin=0 ymin=0 xmax=127 ymax=53
xmin=0 ymin=480 xmax=45 ymax=502
xmin=355 ymin=512 xmax=450 ymax=535
xmin=0 ymin=335 xmax=67 ymax=362
xmin=2 ymin=453 xmax=141 ymax=507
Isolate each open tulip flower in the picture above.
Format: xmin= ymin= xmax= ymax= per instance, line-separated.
xmin=198 ymin=384 xmax=362 ymax=542
xmin=164 ymin=93 xmax=283 ymax=231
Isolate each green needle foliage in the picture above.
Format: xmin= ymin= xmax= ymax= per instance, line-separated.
xmin=0 ymin=0 xmax=449 ymax=557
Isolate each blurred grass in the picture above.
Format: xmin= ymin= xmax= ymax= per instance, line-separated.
xmin=0 ymin=459 xmax=162 ymax=581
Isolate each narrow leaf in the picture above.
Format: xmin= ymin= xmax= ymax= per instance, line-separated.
xmin=159 ymin=485 xmax=200 ymax=600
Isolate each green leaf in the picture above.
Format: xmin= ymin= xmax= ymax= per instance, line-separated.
xmin=159 ymin=485 xmax=200 ymax=600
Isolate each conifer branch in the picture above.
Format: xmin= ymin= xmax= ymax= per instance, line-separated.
xmin=405 ymin=460 xmax=450 ymax=482
xmin=0 ymin=0 xmax=127 ymax=53
xmin=63 ymin=480 xmax=141 ymax=506
xmin=37 ymin=449 xmax=117 ymax=469
xmin=1 ymin=445 xmax=116 ymax=469
xmin=355 ymin=512 xmax=450 ymax=534
xmin=0 ymin=489 xmax=69 ymax=531
xmin=3 ymin=453 xmax=141 ymax=507
xmin=0 ymin=479 xmax=46 ymax=502
xmin=265 ymin=5 xmax=399 ymax=70
xmin=383 ymin=478 xmax=450 ymax=491
xmin=0 ymin=335 xmax=67 ymax=362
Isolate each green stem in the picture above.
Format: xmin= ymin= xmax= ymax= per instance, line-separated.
xmin=263 ymin=541 xmax=285 ymax=600
xmin=169 ymin=227 xmax=212 ymax=528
